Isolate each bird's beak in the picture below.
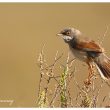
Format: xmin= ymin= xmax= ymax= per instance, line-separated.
xmin=57 ymin=33 xmax=63 ymax=36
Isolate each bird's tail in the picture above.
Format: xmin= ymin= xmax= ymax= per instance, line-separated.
xmin=94 ymin=53 xmax=110 ymax=80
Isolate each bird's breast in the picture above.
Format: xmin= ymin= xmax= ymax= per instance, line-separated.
xmin=69 ymin=46 xmax=88 ymax=62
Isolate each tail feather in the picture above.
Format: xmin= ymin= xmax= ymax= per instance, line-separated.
xmin=95 ymin=53 xmax=110 ymax=79
xmin=97 ymin=64 xmax=110 ymax=79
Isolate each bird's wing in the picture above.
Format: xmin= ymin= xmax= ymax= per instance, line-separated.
xmin=76 ymin=40 xmax=104 ymax=53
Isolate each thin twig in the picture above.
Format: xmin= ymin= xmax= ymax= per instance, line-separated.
xmin=99 ymin=25 xmax=109 ymax=45
xmin=100 ymin=96 xmax=107 ymax=107
xmin=37 ymin=44 xmax=45 ymax=104
xmin=41 ymin=53 xmax=63 ymax=71
xmin=92 ymin=79 xmax=104 ymax=107
xmin=49 ymin=84 xmax=61 ymax=106
xmin=67 ymin=89 xmax=73 ymax=107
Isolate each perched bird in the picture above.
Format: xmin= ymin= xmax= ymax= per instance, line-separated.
xmin=57 ymin=27 xmax=110 ymax=80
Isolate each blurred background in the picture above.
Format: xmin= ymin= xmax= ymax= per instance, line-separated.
xmin=0 ymin=3 xmax=110 ymax=107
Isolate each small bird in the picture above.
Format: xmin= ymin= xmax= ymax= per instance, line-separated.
xmin=57 ymin=27 xmax=110 ymax=80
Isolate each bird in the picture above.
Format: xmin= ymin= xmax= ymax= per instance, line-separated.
xmin=57 ymin=27 xmax=110 ymax=80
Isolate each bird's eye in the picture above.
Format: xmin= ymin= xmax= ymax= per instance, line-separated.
xmin=66 ymin=31 xmax=70 ymax=35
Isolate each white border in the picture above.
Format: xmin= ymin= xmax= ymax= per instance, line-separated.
xmin=0 ymin=108 xmax=110 ymax=109
xmin=0 ymin=0 xmax=110 ymax=2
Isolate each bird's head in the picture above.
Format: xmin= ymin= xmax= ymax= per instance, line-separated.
xmin=57 ymin=28 xmax=81 ymax=43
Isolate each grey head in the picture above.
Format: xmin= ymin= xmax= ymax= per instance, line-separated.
xmin=57 ymin=28 xmax=81 ymax=43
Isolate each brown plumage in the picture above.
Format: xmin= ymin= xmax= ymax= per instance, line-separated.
xmin=76 ymin=40 xmax=103 ymax=53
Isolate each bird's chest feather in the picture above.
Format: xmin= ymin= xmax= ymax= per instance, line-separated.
xmin=69 ymin=46 xmax=88 ymax=61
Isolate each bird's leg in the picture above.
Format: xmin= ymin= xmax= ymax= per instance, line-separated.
xmin=87 ymin=62 xmax=94 ymax=79
xmin=84 ymin=60 xmax=95 ymax=86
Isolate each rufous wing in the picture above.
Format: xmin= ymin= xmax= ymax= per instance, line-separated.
xmin=76 ymin=40 xmax=104 ymax=53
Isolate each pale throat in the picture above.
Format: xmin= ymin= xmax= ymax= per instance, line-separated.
xmin=62 ymin=35 xmax=73 ymax=41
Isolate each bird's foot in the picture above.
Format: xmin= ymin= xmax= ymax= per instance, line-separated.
xmin=84 ymin=78 xmax=92 ymax=87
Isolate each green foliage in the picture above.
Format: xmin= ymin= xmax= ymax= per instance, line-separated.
xmin=37 ymin=90 xmax=49 ymax=108
xmin=81 ymin=95 xmax=92 ymax=107
xmin=60 ymin=67 xmax=68 ymax=107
